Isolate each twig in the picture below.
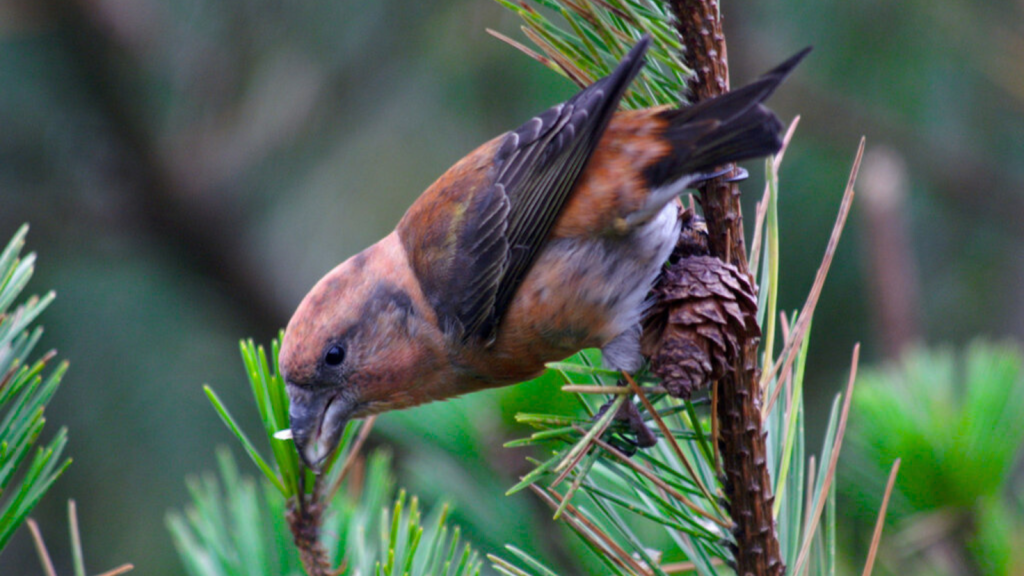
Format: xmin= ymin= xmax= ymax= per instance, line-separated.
xmin=289 ymin=475 xmax=334 ymax=576
xmin=294 ymin=416 xmax=378 ymax=575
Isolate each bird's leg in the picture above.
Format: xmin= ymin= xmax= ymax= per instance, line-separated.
xmin=596 ymin=325 xmax=658 ymax=452
xmin=601 ymin=325 xmax=644 ymax=373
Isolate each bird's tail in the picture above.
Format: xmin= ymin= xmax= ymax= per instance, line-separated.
xmin=643 ymin=47 xmax=811 ymax=188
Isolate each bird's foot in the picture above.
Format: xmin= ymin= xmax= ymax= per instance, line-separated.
xmin=595 ymin=390 xmax=658 ymax=455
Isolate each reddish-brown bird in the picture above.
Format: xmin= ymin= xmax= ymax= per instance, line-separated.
xmin=279 ymin=37 xmax=806 ymax=468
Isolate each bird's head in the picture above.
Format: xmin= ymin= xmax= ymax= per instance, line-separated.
xmin=279 ymin=232 xmax=444 ymax=470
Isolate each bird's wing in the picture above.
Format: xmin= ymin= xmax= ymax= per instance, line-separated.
xmin=450 ymin=37 xmax=651 ymax=343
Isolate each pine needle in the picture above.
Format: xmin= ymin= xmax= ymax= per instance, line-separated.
xmin=624 ymin=373 xmax=726 ymax=522
xmin=764 ymin=137 xmax=865 ymax=416
xmin=28 ymin=519 xmax=57 ymax=576
xmin=793 ymin=344 xmax=860 ymax=575
xmin=592 ymin=436 xmax=729 ymax=530
xmin=861 ymin=459 xmax=901 ymax=576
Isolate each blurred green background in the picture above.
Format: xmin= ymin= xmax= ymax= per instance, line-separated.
xmin=2 ymin=0 xmax=1023 ymax=573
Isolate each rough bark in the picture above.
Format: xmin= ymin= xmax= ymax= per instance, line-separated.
xmin=668 ymin=1 xmax=785 ymax=574
xmin=288 ymin=493 xmax=333 ymax=576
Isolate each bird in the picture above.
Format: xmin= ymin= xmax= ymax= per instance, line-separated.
xmin=279 ymin=36 xmax=808 ymax=469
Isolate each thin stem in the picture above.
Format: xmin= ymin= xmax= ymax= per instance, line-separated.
xmin=289 ymin=474 xmax=334 ymax=576
xmin=668 ymin=1 xmax=788 ymax=573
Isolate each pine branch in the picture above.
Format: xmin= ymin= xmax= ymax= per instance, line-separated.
xmin=0 ymin=225 xmax=71 ymax=557
xmin=288 ymin=477 xmax=332 ymax=576
xmin=666 ymin=2 xmax=785 ymax=574
xmin=196 ymin=337 xmax=482 ymax=576
xmin=204 ymin=336 xmax=350 ymax=575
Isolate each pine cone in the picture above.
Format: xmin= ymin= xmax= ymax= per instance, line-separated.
xmin=644 ymin=255 xmax=760 ymax=398
xmin=670 ymin=206 xmax=709 ymax=261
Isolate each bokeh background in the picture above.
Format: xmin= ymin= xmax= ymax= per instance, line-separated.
xmin=2 ymin=0 xmax=1023 ymax=573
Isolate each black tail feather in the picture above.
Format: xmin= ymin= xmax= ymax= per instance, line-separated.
xmin=645 ymin=47 xmax=811 ymax=187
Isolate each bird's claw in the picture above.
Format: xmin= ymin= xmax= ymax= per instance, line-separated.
xmin=595 ymin=391 xmax=658 ymax=455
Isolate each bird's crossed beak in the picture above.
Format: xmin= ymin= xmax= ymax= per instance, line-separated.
xmin=286 ymin=383 xmax=356 ymax=471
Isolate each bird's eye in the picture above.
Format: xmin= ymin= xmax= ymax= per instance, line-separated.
xmin=324 ymin=345 xmax=346 ymax=367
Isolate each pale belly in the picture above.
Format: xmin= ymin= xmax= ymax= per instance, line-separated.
xmin=477 ymin=203 xmax=680 ymax=379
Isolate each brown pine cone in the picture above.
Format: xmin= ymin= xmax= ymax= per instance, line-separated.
xmin=643 ymin=255 xmax=760 ymax=398
xmin=671 ymin=206 xmax=709 ymax=261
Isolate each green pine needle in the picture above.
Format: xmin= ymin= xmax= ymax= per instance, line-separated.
xmin=169 ymin=447 xmax=483 ymax=576
xmin=491 ymin=0 xmax=692 ymax=109
xmin=0 ymin=225 xmax=70 ymax=555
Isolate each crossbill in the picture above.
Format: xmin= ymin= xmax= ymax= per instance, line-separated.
xmin=280 ymin=36 xmax=807 ymax=468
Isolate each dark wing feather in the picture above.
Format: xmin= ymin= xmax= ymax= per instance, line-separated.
xmin=644 ymin=47 xmax=811 ymax=186
xmin=454 ymin=37 xmax=652 ymax=343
